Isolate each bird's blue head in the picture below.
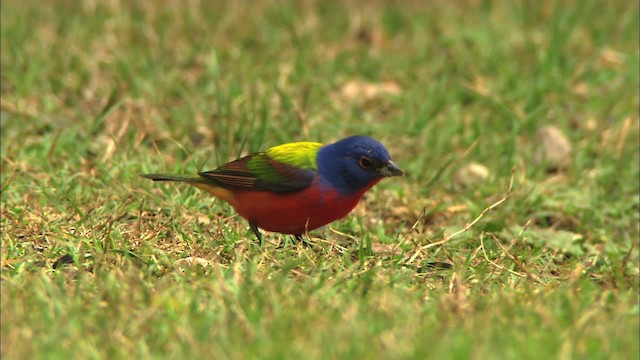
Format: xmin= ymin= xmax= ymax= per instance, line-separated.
xmin=316 ymin=136 xmax=403 ymax=194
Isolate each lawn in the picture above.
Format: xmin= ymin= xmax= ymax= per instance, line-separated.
xmin=1 ymin=1 xmax=638 ymax=359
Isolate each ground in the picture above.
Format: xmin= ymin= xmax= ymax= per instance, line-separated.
xmin=1 ymin=1 xmax=638 ymax=359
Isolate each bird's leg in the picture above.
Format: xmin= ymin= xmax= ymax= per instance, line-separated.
xmin=250 ymin=222 xmax=263 ymax=246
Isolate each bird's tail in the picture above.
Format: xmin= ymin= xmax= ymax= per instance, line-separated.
xmin=140 ymin=174 xmax=204 ymax=183
xmin=140 ymin=173 xmax=234 ymax=202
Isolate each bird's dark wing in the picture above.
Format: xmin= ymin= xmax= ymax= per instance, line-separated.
xmin=199 ymin=152 xmax=316 ymax=193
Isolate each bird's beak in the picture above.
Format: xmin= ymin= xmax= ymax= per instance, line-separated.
xmin=377 ymin=160 xmax=404 ymax=177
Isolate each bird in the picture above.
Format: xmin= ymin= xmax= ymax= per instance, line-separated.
xmin=141 ymin=135 xmax=403 ymax=243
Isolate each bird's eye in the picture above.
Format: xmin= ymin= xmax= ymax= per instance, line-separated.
xmin=359 ymin=156 xmax=373 ymax=169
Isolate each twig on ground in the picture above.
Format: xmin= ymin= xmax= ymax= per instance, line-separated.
xmin=392 ymin=207 xmax=427 ymax=255
xmin=489 ymin=230 xmax=543 ymax=283
xmin=404 ymin=167 xmax=516 ymax=265
xmin=480 ymin=233 xmax=527 ymax=279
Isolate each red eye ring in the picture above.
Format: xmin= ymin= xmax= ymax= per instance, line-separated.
xmin=359 ymin=156 xmax=373 ymax=169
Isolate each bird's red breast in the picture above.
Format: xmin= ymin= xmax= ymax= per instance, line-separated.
xmin=219 ymin=176 xmax=380 ymax=235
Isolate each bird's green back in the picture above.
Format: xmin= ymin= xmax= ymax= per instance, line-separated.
xmin=196 ymin=141 xmax=322 ymax=192
xmin=263 ymin=142 xmax=322 ymax=170
xmin=242 ymin=142 xmax=321 ymax=183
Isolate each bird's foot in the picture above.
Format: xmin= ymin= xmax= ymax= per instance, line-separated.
xmin=275 ymin=234 xmax=313 ymax=249
xmin=294 ymin=234 xmax=313 ymax=247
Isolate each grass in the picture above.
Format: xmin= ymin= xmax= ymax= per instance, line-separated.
xmin=1 ymin=0 xmax=638 ymax=359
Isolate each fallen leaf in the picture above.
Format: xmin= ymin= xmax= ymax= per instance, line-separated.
xmin=339 ymin=80 xmax=401 ymax=102
xmin=523 ymin=227 xmax=585 ymax=256
xmin=453 ymin=162 xmax=490 ymax=188
xmin=535 ymin=126 xmax=572 ymax=170
xmin=174 ymin=257 xmax=211 ymax=270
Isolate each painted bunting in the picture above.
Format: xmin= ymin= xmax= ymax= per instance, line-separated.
xmin=141 ymin=135 xmax=403 ymax=242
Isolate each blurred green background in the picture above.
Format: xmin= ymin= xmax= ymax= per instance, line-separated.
xmin=2 ymin=1 xmax=638 ymax=359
